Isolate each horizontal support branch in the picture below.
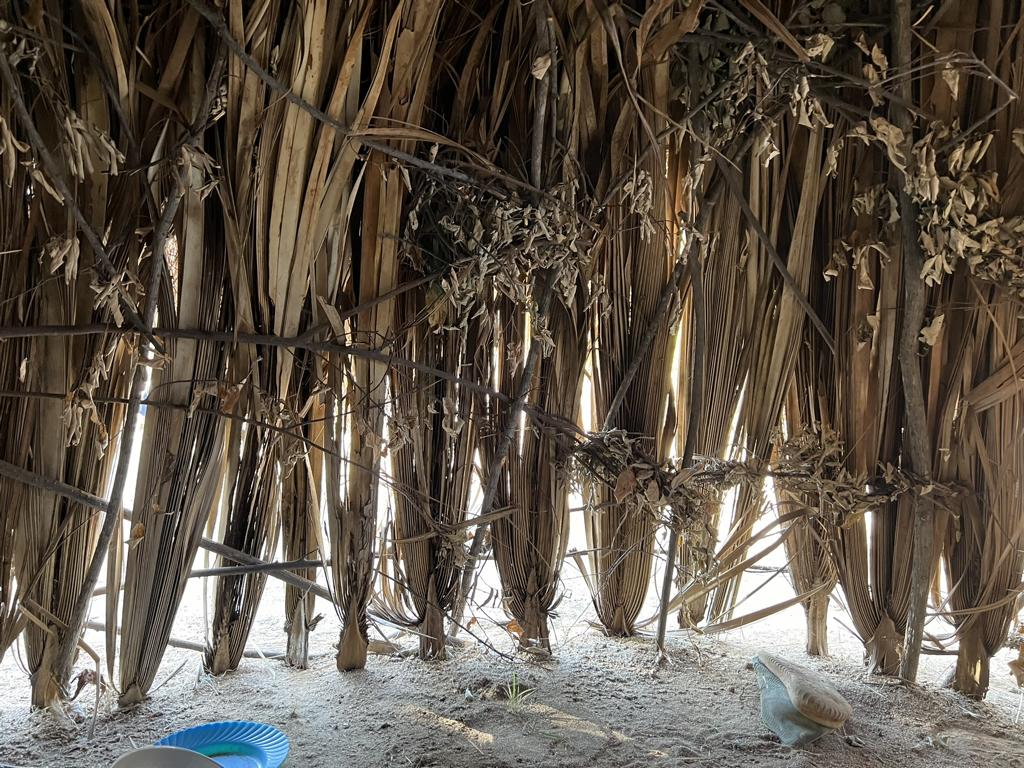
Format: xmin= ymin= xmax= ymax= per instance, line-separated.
xmin=188 ymin=560 xmax=326 ymax=578
xmin=0 ymin=458 xmax=332 ymax=602
xmin=0 ymin=324 xmax=587 ymax=441
xmin=84 ymin=621 xmax=284 ymax=660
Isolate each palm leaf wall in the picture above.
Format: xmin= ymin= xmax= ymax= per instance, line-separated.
xmin=1 ymin=0 xmax=1024 ymax=712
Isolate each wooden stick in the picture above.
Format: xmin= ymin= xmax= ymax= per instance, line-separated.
xmin=83 ymin=621 xmax=284 ymax=660
xmin=0 ymin=273 xmax=437 ymax=344
xmin=189 ymin=560 xmax=326 ymax=578
xmin=97 ymin=560 xmax=331 ymax=583
xmin=0 ymin=325 xmax=587 ymax=441
xmin=656 ymin=242 xmax=706 ymax=658
xmin=892 ymin=0 xmax=933 ymax=685
xmin=0 ymin=458 xmax=109 ymax=510
xmin=184 ymin=538 xmax=333 ymax=602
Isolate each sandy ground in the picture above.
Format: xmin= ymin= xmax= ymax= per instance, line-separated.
xmin=2 ymin=555 xmax=1024 ymax=768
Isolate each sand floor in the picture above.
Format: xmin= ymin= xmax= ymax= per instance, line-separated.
xmin=2 ymin=564 xmax=1023 ymax=768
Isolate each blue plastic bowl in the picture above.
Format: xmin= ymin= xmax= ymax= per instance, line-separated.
xmin=156 ymin=721 xmax=289 ymax=768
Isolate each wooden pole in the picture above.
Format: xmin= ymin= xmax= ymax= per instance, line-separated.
xmin=892 ymin=0 xmax=933 ymax=684
xmin=656 ymin=241 xmax=706 ymax=658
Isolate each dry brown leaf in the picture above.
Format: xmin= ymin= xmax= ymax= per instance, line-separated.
xmin=645 ymin=480 xmax=661 ymax=503
xmin=870 ymin=44 xmax=888 ymax=71
xmin=805 ymin=34 xmax=834 ymax=61
xmin=531 ymin=54 xmax=552 ymax=81
xmin=869 ymin=116 xmax=907 ymax=170
xmin=919 ymin=314 xmax=944 ymax=347
xmin=614 ymin=468 xmax=637 ymax=503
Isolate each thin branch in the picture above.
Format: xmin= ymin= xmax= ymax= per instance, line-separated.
xmin=84 ymin=621 xmax=285 ymax=661
xmin=188 ymin=560 xmax=327 ymax=579
xmin=296 ymin=272 xmax=441 ymax=345
xmin=656 ymin=241 xmax=706 ymax=659
xmin=195 ymin=537 xmax=333 ymax=602
xmin=0 ymin=454 xmax=335 ymax=603
xmin=0 ymin=458 xmax=107 ymax=511
xmin=0 ymin=324 xmax=588 ymax=441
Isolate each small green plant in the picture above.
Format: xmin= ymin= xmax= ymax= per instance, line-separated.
xmin=504 ymin=672 xmax=535 ymax=711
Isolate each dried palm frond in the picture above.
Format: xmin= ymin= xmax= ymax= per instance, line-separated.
xmin=666 ymin=5 xmax=836 ymax=629
xmin=584 ymin=0 xmax=686 ymax=637
xmin=378 ymin=286 xmax=482 ymax=658
xmin=388 ymin=0 xmax=593 ymax=650
xmin=206 ymin=416 xmax=278 ymax=674
xmin=0 ymin=65 xmax=31 ymax=660
xmin=201 ymin=0 xmax=290 ymax=667
xmin=722 ymin=20 xmax=927 ymax=675
xmin=927 ymin=0 xmax=1024 ymax=698
xmin=367 ymin=8 xmax=499 ymax=642
xmin=674 ymin=189 xmax=752 ymax=627
xmin=821 ymin=111 xmax=909 ymax=677
xmin=0 ymin=10 xmax=35 ymax=657
xmin=781 ymin=334 xmax=838 ymax=656
xmin=205 ymin=0 xmax=380 ymax=674
xmin=705 ymin=120 xmax=828 ymax=625
xmin=331 ymin=0 xmax=444 ymax=671
xmin=111 ymin=15 xmax=231 ymax=705
xmin=457 ymin=0 xmax=607 ymax=649
xmin=281 ymin=351 xmax=322 ymax=669
xmin=718 ymin=113 xmax=835 ymax=652
xmin=939 ymin=287 xmax=1024 ymax=698
xmin=2 ymin=2 xmax=140 ymax=706
xmin=484 ymin=257 xmax=589 ymax=649
xmin=806 ymin=128 xmax=912 ymax=676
